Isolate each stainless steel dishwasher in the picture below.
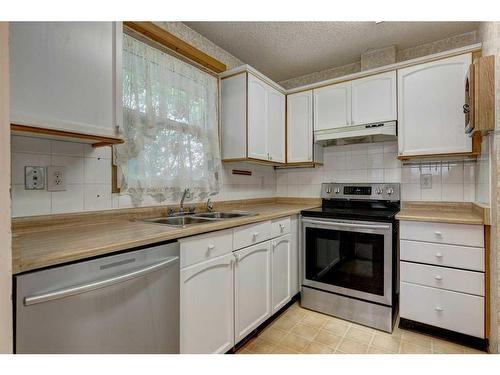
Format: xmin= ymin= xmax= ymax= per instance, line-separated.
xmin=15 ymin=241 xmax=180 ymax=353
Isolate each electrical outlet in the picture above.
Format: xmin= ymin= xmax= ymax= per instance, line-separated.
xmin=25 ymin=166 xmax=45 ymax=190
xmin=420 ymin=174 xmax=432 ymax=189
xmin=47 ymin=166 xmax=66 ymax=191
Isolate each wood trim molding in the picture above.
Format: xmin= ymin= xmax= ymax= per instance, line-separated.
xmin=124 ymin=22 xmax=226 ymax=73
xmin=11 ymin=124 xmax=124 ymax=148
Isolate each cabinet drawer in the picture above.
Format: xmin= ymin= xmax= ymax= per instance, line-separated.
xmin=400 ymin=282 xmax=484 ymax=338
xmin=401 ymin=261 xmax=484 ymax=296
xmin=400 ymin=240 xmax=484 ymax=271
xmin=271 ymin=217 xmax=291 ymax=238
xmin=400 ymin=221 xmax=484 ymax=247
xmin=233 ymin=221 xmax=271 ymax=250
xmin=180 ymin=229 xmax=233 ymax=268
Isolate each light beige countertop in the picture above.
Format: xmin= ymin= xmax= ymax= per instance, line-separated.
xmin=12 ymin=198 xmax=320 ymax=274
xmin=396 ymin=201 xmax=489 ymax=226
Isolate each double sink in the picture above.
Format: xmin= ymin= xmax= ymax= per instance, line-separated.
xmin=139 ymin=211 xmax=258 ymax=228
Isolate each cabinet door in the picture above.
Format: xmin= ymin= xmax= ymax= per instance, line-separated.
xmin=398 ymin=53 xmax=472 ymax=156
xmin=267 ymin=87 xmax=285 ymax=163
xmin=180 ymin=253 xmax=234 ymax=354
xmin=234 ymin=241 xmax=271 ymax=344
xmin=287 ymin=91 xmax=313 ymax=162
xmin=10 ymin=22 xmax=120 ymax=137
xmin=351 ymin=71 xmax=396 ymax=126
xmin=313 ymin=82 xmax=351 ymax=131
xmin=290 ymin=216 xmax=300 ymax=296
xmin=248 ymin=73 xmax=269 ymax=160
xmin=272 ymin=235 xmax=292 ymax=313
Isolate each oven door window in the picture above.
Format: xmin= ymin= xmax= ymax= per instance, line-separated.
xmin=305 ymin=227 xmax=385 ymax=296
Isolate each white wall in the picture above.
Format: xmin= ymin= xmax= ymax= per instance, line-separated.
xmin=277 ymin=141 xmax=476 ymax=202
xmin=10 ymin=135 xmax=276 ymax=217
xmin=0 ymin=22 xmax=12 ymax=354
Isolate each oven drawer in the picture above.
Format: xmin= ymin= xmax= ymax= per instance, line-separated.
xmin=271 ymin=217 xmax=290 ymax=238
xmin=180 ymin=229 xmax=233 ymax=268
xmin=400 ymin=240 xmax=484 ymax=271
xmin=400 ymin=221 xmax=484 ymax=247
xmin=233 ymin=221 xmax=271 ymax=250
xmin=400 ymin=282 xmax=484 ymax=338
xmin=401 ymin=261 xmax=484 ymax=296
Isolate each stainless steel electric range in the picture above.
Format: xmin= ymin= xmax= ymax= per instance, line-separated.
xmin=300 ymin=183 xmax=400 ymax=332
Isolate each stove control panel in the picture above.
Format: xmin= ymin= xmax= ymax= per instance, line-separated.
xmin=322 ymin=183 xmax=400 ymax=201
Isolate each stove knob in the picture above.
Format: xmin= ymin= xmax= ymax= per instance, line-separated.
xmin=386 ymin=187 xmax=394 ymax=195
xmin=334 ymin=188 xmax=341 ymax=194
xmin=326 ymin=187 xmax=332 ymax=194
xmin=376 ymin=188 xmax=383 ymax=195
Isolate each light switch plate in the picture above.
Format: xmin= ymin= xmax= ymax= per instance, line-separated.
xmin=47 ymin=166 xmax=66 ymax=191
xmin=25 ymin=166 xmax=45 ymax=190
xmin=420 ymin=174 xmax=432 ymax=189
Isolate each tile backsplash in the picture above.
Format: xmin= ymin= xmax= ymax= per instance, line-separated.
xmin=10 ymin=136 xmax=276 ymax=217
xmin=276 ymin=141 xmax=476 ymax=202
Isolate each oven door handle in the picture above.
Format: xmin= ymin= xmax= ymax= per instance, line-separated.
xmin=301 ymin=218 xmax=391 ymax=231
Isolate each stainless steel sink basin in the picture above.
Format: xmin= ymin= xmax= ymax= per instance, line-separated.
xmin=193 ymin=211 xmax=257 ymax=219
xmin=140 ymin=216 xmax=214 ymax=227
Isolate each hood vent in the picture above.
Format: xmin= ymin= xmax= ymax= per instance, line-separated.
xmin=314 ymin=121 xmax=397 ymax=146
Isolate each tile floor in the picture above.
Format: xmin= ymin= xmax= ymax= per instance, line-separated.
xmin=237 ymin=302 xmax=485 ymax=354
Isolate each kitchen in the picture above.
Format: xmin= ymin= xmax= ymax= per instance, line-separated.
xmin=1 ymin=2 xmax=500 ymax=370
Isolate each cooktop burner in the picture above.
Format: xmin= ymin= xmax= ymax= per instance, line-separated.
xmin=301 ymin=183 xmax=401 ymax=222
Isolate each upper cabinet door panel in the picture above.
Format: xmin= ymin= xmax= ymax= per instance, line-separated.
xmin=267 ymin=87 xmax=285 ymax=163
xmin=351 ymin=71 xmax=397 ymax=126
xmin=247 ymin=73 xmax=268 ymax=160
xmin=10 ymin=22 xmax=119 ymax=137
xmin=397 ymin=53 xmax=472 ymax=156
xmin=313 ymin=82 xmax=351 ymax=131
xmin=287 ymin=91 xmax=313 ymax=163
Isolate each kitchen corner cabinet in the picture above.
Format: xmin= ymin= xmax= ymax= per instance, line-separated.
xmin=271 ymin=234 xmax=291 ymax=313
xmin=10 ymin=22 xmax=122 ymax=138
xmin=221 ymin=71 xmax=285 ymax=164
xmin=286 ymin=90 xmax=323 ymax=164
xmin=234 ymin=241 xmax=272 ymax=344
xmin=180 ymin=253 xmax=234 ymax=354
xmin=397 ymin=53 xmax=472 ymax=157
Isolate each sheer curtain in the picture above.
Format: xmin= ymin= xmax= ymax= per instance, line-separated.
xmin=114 ymin=33 xmax=221 ymax=204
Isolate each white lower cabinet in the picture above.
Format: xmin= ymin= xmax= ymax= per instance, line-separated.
xmin=271 ymin=235 xmax=291 ymax=314
xmin=234 ymin=241 xmax=272 ymax=344
xmin=180 ymin=253 xmax=234 ymax=354
xmin=290 ymin=215 xmax=300 ymax=296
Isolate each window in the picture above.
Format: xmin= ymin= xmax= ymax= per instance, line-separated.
xmin=114 ymin=33 xmax=221 ymax=203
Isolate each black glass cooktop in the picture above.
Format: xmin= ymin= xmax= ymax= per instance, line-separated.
xmin=301 ymin=199 xmax=400 ymax=222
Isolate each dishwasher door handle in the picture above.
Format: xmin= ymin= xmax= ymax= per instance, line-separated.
xmin=24 ymin=256 xmax=179 ymax=306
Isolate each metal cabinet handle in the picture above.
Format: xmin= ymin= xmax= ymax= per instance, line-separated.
xmin=252 ymin=232 xmax=259 ymax=239
xmin=435 ymin=252 xmax=443 ymax=258
xmin=463 ymin=104 xmax=470 ymax=114
xmin=435 ymin=306 xmax=444 ymax=312
xmin=207 ymin=244 xmax=215 ymax=250
xmin=24 ymin=256 xmax=179 ymax=306
xmin=302 ymin=218 xmax=390 ymax=231
xmin=434 ymin=275 xmax=443 ymax=281
xmin=434 ymin=231 xmax=443 ymax=236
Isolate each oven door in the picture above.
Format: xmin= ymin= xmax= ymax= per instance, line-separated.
xmin=301 ymin=217 xmax=392 ymax=306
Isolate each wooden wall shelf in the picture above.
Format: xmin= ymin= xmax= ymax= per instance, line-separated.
xmin=11 ymin=124 xmax=124 ymax=148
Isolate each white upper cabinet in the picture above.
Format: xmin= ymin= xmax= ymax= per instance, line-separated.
xmin=287 ymin=91 xmax=313 ymax=162
xmin=248 ymin=74 xmax=269 ymax=160
xmin=267 ymin=87 xmax=286 ymax=163
xmin=397 ymin=53 xmax=472 ymax=156
xmin=351 ymin=71 xmax=397 ymax=126
xmin=313 ymin=81 xmax=351 ymax=131
xmin=10 ymin=22 xmax=122 ymax=137
xmin=221 ymin=71 xmax=285 ymax=163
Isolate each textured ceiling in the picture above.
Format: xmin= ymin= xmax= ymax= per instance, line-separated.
xmin=184 ymin=22 xmax=479 ymax=82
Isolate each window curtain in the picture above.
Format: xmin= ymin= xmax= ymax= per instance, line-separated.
xmin=114 ymin=34 xmax=221 ymax=204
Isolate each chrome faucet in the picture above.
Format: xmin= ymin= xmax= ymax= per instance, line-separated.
xmin=178 ymin=188 xmax=190 ymax=215
xmin=206 ymin=198 xmax=214 ymax=212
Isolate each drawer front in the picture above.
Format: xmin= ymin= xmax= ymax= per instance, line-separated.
xmin=401 ymin=261 xmax=484 ymax=296
xmin=400 ymin=282 xmax=484 ymax=338
xmin=233 ymin=221 xmax=271 ymax=250
xmin=400 ymin=221 xmax=484 ymax=247
xmin=271 ymin=217 xmax=291 ymax=238
xmin=400 ymin=240 xmax=484 ymax=271
xmin=180 ymin=229 xmax=233 ymax=268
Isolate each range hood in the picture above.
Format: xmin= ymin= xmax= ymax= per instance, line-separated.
xmin=314 ymin=121 xmax=397 ymax=146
